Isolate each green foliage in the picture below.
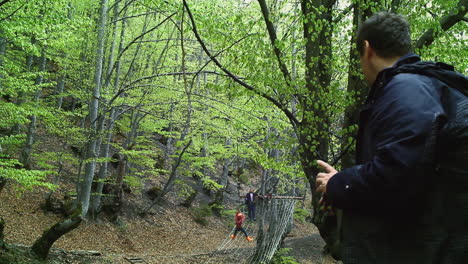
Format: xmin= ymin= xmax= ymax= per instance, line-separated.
xmin=0 ymin=0 xmax=465 ymax=245
xmin=181 ymin=188 xmax=197 ymax=208
xmin=271 ymin=248 xmax=300 ymax=264
xmin=293 ymin=208 xmax=310 ymax=223
xmin=191 ymin=203 xmax=212 ymax=226
xmin=174 ymin=179 xmax=193 ymax=199
xmin=238 ymin=172 xmax=250 ymax=184
xmin=0 ymin=156 xmax=56 ymax=192
xmin=123 ymin=175 xmax=142 ymax=191
xmin=201 ymin=177 xmax=224 ymax=192
xmin=221 ymin=209 xmax=237 ymax=218
xmin=209 ymin=202 xmax=224 ymax=216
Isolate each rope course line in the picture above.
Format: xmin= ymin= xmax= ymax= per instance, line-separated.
xmin=249 ymin=199 xmax=297 ymax=264
xmin=203 ymin=195 xmax=297 ymax=264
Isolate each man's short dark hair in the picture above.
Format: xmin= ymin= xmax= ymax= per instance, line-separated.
xmin=357 ymin=12 xmax=412 ymax=58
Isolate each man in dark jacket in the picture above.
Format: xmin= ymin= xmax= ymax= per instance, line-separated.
xmin=315 ymin=12 xmax=461 ymax=263
xmin=245 ymin=189 xmax=257 ymax=221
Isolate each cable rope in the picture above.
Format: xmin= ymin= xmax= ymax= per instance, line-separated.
xmin=204 ymin=198 xmax=297 ymax=264
xmin=249 ymin=199 xmax=296 ymax=264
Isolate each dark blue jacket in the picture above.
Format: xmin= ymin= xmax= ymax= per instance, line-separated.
xmin=327 ymin=54 xmax=451 ymax=263
xmin=245 ymin=192 xmax=257 ymax=206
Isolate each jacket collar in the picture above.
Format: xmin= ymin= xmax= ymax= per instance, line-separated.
xmin=366 ymin=53 xmax=421 ymax=103
xmin=393 ymin=53 xmax=420 ymax=67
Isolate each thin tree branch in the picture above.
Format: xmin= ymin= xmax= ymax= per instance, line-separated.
xmin=333 ymin=3 xmax=355 ymax=23
xmin=257 ymin=0 xmax=293 ymax=89
xmin=133 ymin=38 xmax=198 ymax=43
xmin=116 ymin=0 xmax=137 ymax=17
xmin=111 ymin=11 xmax=159 ymax=23
xmin=415 ymin=0 xmax=468 ymax=49
xmin=182 ymin=0 xmax=299 ymax=127
xmin=190 ymin=33 xmax=255 ymax=89
xmin=0 ymin=0 xmax=11 ymax=8
xmin=107 ymin=12 xmax=176 ymax=83
xmin=144 ymin=139 xmax=193 ymax=213
xmin=389 ymin=0 xmax=401 ymax=13
xmin=0 ymin=1 xmax=26 ymax=22
xmin=120 ymin=70 xmax=234 ymax=93
xmin=331 ymin=138 xmax=355 ymax=166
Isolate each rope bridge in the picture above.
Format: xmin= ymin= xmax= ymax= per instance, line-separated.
xmin=206 ymin=198 xmax=298 ymax=264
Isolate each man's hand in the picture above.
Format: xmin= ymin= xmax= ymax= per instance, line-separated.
xmin=315 ymin=160 xmax=338 ymax=193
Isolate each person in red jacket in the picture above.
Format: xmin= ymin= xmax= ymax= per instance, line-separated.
xmin=230 ymin=209 xmax=253 ymax=241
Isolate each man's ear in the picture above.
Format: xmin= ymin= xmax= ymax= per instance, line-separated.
xmin=363 ymin=40 xmax=373 ymax=59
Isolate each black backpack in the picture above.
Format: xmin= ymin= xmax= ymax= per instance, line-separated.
xmin=392 ymin=61 xmax=468 ymax=177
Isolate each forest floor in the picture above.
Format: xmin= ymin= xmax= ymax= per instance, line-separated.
xmin=0 ymin=183 xmax=339 ymax=264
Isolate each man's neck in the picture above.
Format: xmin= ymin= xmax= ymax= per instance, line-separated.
xmin=370 ymin=56 xmax=400 ymax=84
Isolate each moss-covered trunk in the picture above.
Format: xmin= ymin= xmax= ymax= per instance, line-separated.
xmin=300 ymin=0 xmax=340 ymax=259
xmin=31 ymin=208 xmax=83 ymax=259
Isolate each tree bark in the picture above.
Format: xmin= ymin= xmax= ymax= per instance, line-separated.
xmin=89 ymin=0 xmax=122 ymax=219
xmin=0 ymin=35 xmax=5 ymax=190
xmin=414 ymin=0 xmax=468 ymax=50
xmin=0 ymin=179 xmax=6 ymax=194
xmin=341 ymin=1 xmax=375 ymax=174
xmin=299 ymin=0 xmax=338 ymax=257
xmin=219 ymin=137 xmax=232 ymax=188
xmin=55 ymin=74 xmax=65 ymax=110
xmin=31 ymin=207 xmax=83 ymax=259
xmin=0 ymin=217 xmax=5 ymax=249
xmin=144 ymin=139 xmax=192 ymax=213
xmin=113 ymin=152 xmax=126 ymax=211
xmin=90 ymin=108 xmax=117 ymax=218
xmin=336 ymin=4 xmax=376 ymax=259
xmin=0 ymin=34 xmax=5 ymax=90
xmin=79 ymin=0 xmax=108 ymax=216
xmin=19 ymin=49 xmax=46 ymax=169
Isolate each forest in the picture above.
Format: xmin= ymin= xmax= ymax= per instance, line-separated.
xmin=0 ymin=0 xmax=466 ymax=263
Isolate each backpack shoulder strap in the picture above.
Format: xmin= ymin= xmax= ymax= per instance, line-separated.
xmin=394 ymin=61 xmax=468 ymax=97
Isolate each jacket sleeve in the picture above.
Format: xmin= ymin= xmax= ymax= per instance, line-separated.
xmin=327 ymin=74 xmax=444 ymax=210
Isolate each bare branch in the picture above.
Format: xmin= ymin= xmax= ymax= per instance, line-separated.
xmin=182 ymin=0 xmax=299 ymax=127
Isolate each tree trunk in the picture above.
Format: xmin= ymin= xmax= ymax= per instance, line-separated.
xmin=19 ymin=49 xmax=46 ymax=169
xmin=414 ymin=0 xmax=468 ymax=50
xmin=31 ymin=207 xmax=83 ymax=259
xmin=0 ymin=34 xmax=5 ymax=90
xmin=103 ymin=0 xmax=120 ymax=89
xmin=0 ymin=217 xmax=5 ymax=249
xmin=79 ymin=0 xmax=108 ymax=216
xmin=56 ymin=74 xmax=65 ymax=110
xmin=300 ymin=0 xmax=338 ymax=258
xmin=113 ymin=152 xmax=126 ymax=212
xmin=0 ymin=179 xmax=6 ymax=194
xmin=219 ymin=137 xmax=232 ymax=188
xmin=144 ymin=139 xmax=192 ymax=213
xmin=90 ymin=107 xmax=117 ymax=218
xmin=0 ymin=36 xmax=6 ymax=192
